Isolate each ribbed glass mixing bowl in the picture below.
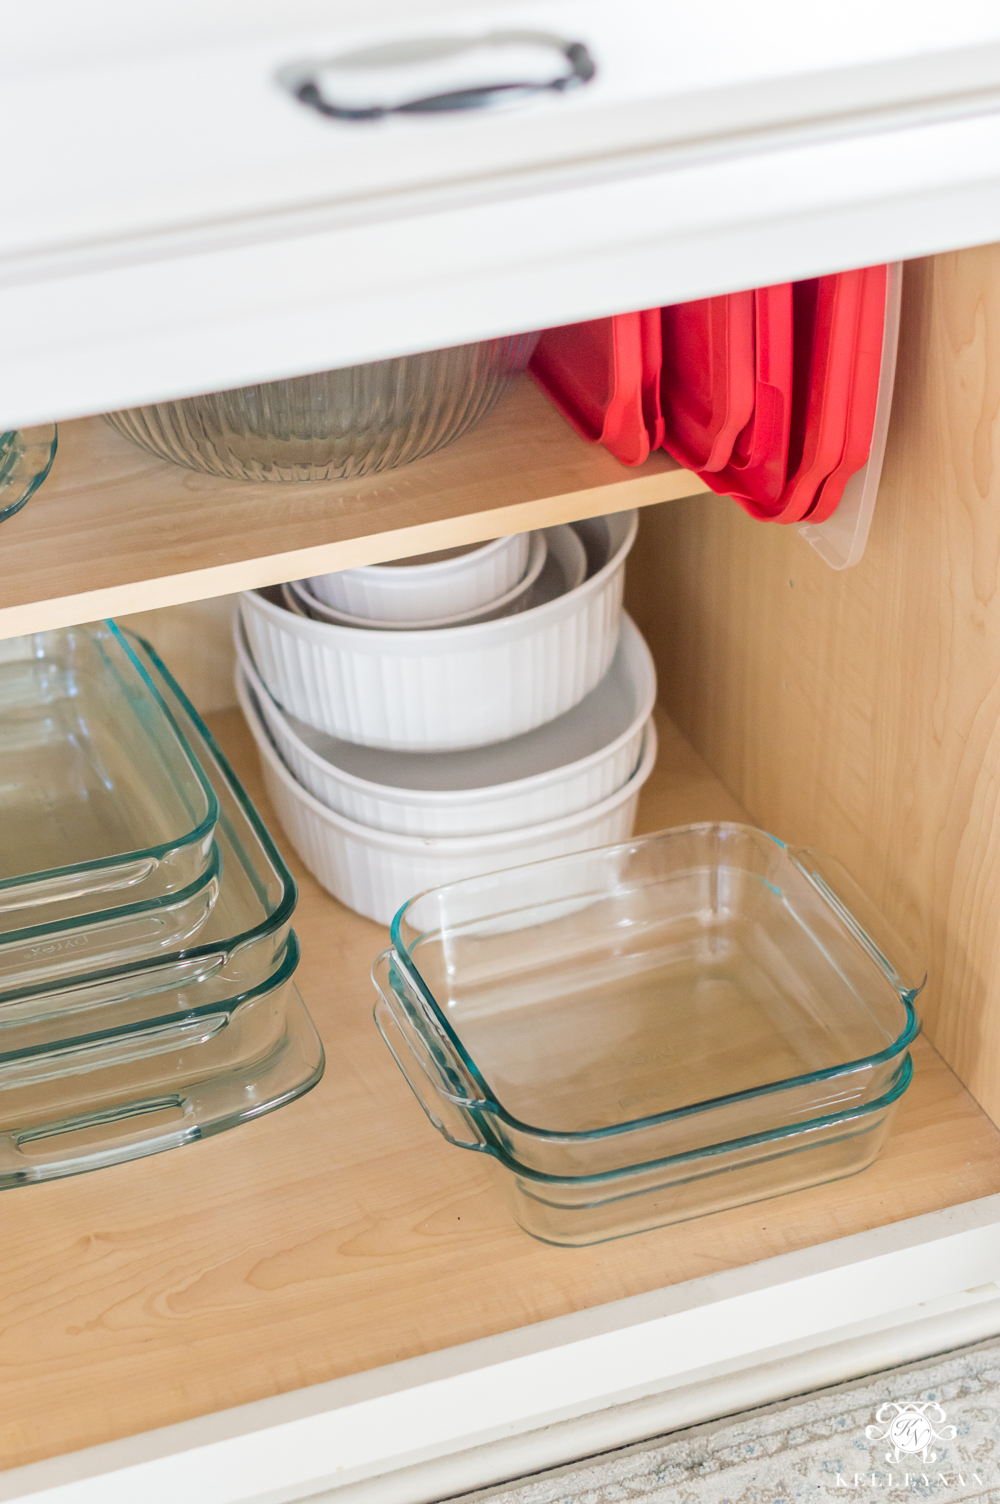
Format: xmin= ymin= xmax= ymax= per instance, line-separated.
xmin=104 ymin=334 xmax=539 ymax=482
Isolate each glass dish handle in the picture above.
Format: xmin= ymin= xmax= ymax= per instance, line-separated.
xmin=786 ymin=847 xmax=927 ymax=1003
xmin=372 ymin=952 xmax=486 ymax=1153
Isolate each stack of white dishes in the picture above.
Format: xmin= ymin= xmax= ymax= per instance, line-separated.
xmin=237 ymin=511 xmax=658 ymax=924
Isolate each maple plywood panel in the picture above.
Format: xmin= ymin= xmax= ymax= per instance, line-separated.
xmin=625 ymin=246 xmax=1000 ymax=1127
xmin=0 ymin=380 xmax=707 ymax=640
xmin=0 ymin=707 xmax=997 ymax=1470
xmin=117 ymin=597 xmax=240 ymax=713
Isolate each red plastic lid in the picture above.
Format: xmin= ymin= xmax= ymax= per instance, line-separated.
xmin=660 ymin=291 xmax=755 ymax=473
xmin=804 ymin=265 xmax=888 ymax=524
xmin=638 ymin=308 xmax=665 ymax=454
xmin=529 ymin=312 xmax=657 ymax=467
xmin=762 ymin=270 xmax=866 ymax=523
xmin=697 ymin=283 xmax=794 ymax=513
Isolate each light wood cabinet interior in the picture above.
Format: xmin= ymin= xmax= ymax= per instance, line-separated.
xmin=2 ymin=706 xmax=997 ymax=1472
xmin=7 ymin=245 xmax=1000 ymax=1467
xmin=625 ymin=247 xmax=1000 ymax=1129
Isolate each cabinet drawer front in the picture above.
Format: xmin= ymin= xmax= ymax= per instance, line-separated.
xmin=6 ymin=0 xmax=1000 ymax=262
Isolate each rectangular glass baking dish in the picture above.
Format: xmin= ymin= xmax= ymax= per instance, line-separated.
xmin=0 ymin=631 xmax=298 ymax=1043
xmin=0 ymin=636 xmax=322 ymax=1185
xmin=0 ymin=938 xmax=324 ymax=1188
xmin=372 ymin=824 xmax=923 ymax=1241
xmin=0 ymin=622 xmax=218 ymax=921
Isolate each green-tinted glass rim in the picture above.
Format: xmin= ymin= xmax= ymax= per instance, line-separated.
xmin=388 ymin=825 xmax=921 ymax=1143
xmin=0 ymin=618 xmax=220 ymax=897
xmin=386 ymin=949 xmax=917 ymax=1145
xmin=0 ymin=630 xmax=296 ymax=1008
xmin=0 ymin=424 xmax=58 ymax=524
xmin=473 ymin=1053 xmax=913 ymax=1188
xmin=0 ymin=931 xmax=300 ymax=1069
xmin=0 ymin=840 xmax=221 ymax=965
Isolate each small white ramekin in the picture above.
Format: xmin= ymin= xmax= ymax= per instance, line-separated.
xmin=307 ymin=532 xmax=531 ymax=623
xmin=234 ymin=614 xmax=655 ymax=837
xmin=238 ymin=510 xmax=637 ymax=752
xmin=237 ymin=663 xmax=658 ymax=926
xmin=288 ymin=529 xmax=550 ymax=630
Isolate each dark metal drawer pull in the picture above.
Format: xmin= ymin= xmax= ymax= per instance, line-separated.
xmin=279 ymin=33 xmax=596 ymax=123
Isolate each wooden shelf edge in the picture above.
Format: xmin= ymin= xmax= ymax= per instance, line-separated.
xmin=0 ymin=377 xmax=710 ymax=641
xmin=0 ymin=466 xmax=706 ymax=640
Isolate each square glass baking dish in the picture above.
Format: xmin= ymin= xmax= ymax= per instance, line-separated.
xmin=0 ymin=621 xmax=219 ymax=920
xmin=373 ymin=824 xmax=923 ymax=1190
xmin=0 ymin=630 xmax=298 ymax=1041
xmin=375 ymin=971 xmax=911 ymax=1245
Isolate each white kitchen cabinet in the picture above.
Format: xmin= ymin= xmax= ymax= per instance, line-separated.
xmin=3 ymin=11 xmax=1000 ymax=1504
xmin=5 ymin=0 xmax=1000 ymax=424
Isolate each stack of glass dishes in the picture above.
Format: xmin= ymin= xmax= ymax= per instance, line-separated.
xmin=372 ymin=824 xmax=924 ymax=1246
xmin=0 ymin=622 xmax=323 ymax=1187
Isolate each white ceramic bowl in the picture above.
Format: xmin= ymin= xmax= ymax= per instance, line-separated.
xmin=287 ymin=528 xmax=552 ymax=631
xmin=239 ymin=510 xmax=638 ymax=752
xmin=237 ymin=664 xmax=658 ymax=926
xmin=234 ymin=614 xmax=656 ymax=837
xmin=308 ymin=531 xmax=531 ymax=622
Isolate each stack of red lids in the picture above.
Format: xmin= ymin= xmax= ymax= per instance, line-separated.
xmin=529 ymin=266 xmax=888 ymax=525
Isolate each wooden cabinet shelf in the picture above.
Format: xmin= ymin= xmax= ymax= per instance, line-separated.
xmin=0 ymin=380 xmax=706 ymax=641
xmin=4 ymin=703 xmax=999 ymax=1473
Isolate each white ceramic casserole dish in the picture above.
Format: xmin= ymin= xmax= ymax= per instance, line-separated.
xmin=234 ymin=615 xmax=655 ymax=837
xmin=288 ymin=529 xmax=555 ymax=630
xmin=238 ymin=510 xmax=637 ymax=752
xmin=237 ymin=666 xmax=657 ymax=926
xmin=307 ymin=532 xmax=531 ymax=622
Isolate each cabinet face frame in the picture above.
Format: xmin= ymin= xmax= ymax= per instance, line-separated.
xmin=7 ymin=230 xmax=1000 ymax=1497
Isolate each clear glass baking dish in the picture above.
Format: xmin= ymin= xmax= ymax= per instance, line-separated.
xmin=0 ymin=621 xmax=218 ymax=921
xmin=375 ymin=980 xmax=911 ymax=1246
xmin=104 ymin=334 xmax=539 ymax=482
xmin=0 ymin=622 xmax=226 ymax=990
xmin=0 ymin=936 xmax=324 ymax=1187
xmin=0 ymin=425 xmax=58 ymax=524
xmin=490 ymin=1061 xmax=908 ymax=1246
xmin=372 ymin=824 xmax=924 ymax=1241
xmin=0 ymin=631 xmax=298 ymax=1041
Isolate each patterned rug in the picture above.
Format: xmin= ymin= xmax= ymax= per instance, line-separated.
xmin=455 ymin=1336 xmax=1000 ymax=1503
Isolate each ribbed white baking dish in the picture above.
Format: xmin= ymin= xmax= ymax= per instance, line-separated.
xmin=288 ymin=527 xmax=553 ymax=631
xmin=307 ymin=531 xmax=531 ymax=622
xmin=238 ymin=510 xmax=637 ymax=752
xmin=234 ymin=615 xmax=655 ymax=837
xmin=237 ymin=668 xmax=657 ymax=926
